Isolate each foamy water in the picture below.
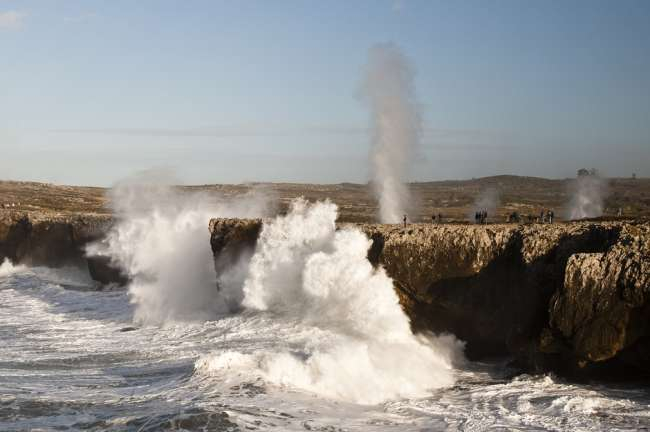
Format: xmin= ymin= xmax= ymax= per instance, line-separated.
xmin=2 ymin=264 xmax=649 ymax=431
xmin=2 ymin=194 xmax=650 ymax=431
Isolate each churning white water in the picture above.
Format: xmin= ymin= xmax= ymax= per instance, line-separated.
xmin=2 ymin=194 xmax=650 ymax=430
xmin=2 ymin=264 xmax=649 ymax=431
xmin=91 ymin=190 xmax=460 ymax=404
xmin=85 ymin=173 xmax=269 ymax=324
xmin=201 ymin=199 xmax=461 ymax=404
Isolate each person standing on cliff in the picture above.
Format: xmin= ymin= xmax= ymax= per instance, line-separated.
xmin=403 ymin=214 xmax=407 ymax=228
xmin=549 ymin=210 xmax=554 ymax=224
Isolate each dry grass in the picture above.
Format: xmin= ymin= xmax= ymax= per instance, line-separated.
xmin=1 ymin=175 xmax=649 ymax=223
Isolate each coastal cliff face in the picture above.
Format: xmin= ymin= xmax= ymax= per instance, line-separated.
xmin=544 ymin=224 xmax=650 ymax=377
xmin=0 ymin=212 xmax=126 ymax=286
xmin=3 ymin=208 xmax=647 ymax=378
xmin=209 ymin=218 xmax=650 ymax=379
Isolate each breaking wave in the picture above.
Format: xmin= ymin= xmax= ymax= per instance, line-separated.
xmin=198 ymin=199 xmax=463 ymax=404
xmin=87 ymin=174 xmax=462 ymax=403
xmin=86 ymin=171 xmax=269 ymax=324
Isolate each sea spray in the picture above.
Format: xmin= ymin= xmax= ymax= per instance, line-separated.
xmin=568 ymin=171 xmax=608 ymax=220
xmin=469 ymin=187 xmax=500 ymax=221
xmin=0 ymin=258 xmax=26 ymax=278
xmin=86 ymin=170 xmax=269 ymax=325
xmin=199 ymin=199 xmax=463 ymax=404
xmin=362 ymin=43 xmax=422 ymax=223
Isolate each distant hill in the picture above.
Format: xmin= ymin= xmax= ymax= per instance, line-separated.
xmin=1 ymin=176 xmax=649 ymax=223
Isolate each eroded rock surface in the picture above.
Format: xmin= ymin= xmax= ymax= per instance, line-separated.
xmin=209 ymin=218 xmax=262 ymax=277
xmin=545 ymin=224 xmax=650 ymax=378
xmin=0 ymin=211 xmax=126 ymax=287
xmin=209 ymin=218 xmax=649 ymax=379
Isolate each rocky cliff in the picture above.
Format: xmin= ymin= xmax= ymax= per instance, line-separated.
xmin=0 ymin=211 xmax=126 ymax=286
xmin=209 ymin=218 xmax=650 ymax=379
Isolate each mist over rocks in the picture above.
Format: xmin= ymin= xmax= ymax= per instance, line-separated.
xmin=209 ymin=217 xmax=650 ymax=380
xmin=568 ymin=171 xmax=608 ymax=220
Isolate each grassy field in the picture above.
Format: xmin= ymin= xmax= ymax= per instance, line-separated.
xmin=1 ymin=175 xmax=649 ymax=223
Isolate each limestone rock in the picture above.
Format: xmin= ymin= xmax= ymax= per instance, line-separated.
xmin=547 ymin=224 xmax=650 ymax=376
xmin=208 ymin=217 xmax=649 ymax=379
xmin=0 ymin=211 xmax=126 ymax=287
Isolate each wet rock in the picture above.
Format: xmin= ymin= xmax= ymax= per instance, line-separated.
xmin=87 ymin=255 xmax=129 ymax=287
xmin=209 ymin=217 xmax=262 ymax=276
xmin=0 ymin=211 xmax=126 ymax=287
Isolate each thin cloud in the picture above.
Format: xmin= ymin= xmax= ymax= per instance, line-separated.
xmin=47 ymin=125 xmax=510 ymax=139
xmin=0 ymin=10 xmax=26 ymax=29
xmin=392 ymin=0 xmax=405 ymax=12
xmin=63 ymin=12 xmax=97 ymax=23
xmin=424 ymin=143 xmax=519 ymax=152
xmin=48 ymin=125 xmax=368 ymax=138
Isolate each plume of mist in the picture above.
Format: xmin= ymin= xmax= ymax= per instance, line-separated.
xmin=568 ymin=172 xmax=608 ymax=220
xmin=362 ymin=43 xmax=421 ymax=223
xmin=468 ymin=188 xmax=500 ymax=220
xmin=199 ymin=199 xmax=463 ymax=404
xmin=0 ymin=258 xmax=26 ymax=278
xmin=86 ymin=169 xmax=270 ymax=325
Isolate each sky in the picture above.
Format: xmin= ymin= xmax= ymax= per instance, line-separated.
xmin=1 ymin=0 xmax=649 ymax=186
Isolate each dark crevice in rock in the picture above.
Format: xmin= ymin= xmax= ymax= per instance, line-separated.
xmin=409 ymin=232 xmax=527 ymax=359
xmin=366 ymin=232 xmax=385 ymax=266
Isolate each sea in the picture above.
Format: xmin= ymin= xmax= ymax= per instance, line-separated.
xmin=1 ymin=262 xmax=650 ymax=431
xmin=2 ymin=195 xmax=650 ymax=431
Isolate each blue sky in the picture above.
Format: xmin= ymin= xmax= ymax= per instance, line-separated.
xmin=1 ymin=0 xmax=649 ymax=185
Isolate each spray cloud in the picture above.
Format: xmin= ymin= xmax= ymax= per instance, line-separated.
xmin=362 ymin=43 xmax=421 ymax=223
xmin=469 ymin=187 xmax=500 ymax=221
xmin=86 ymin=170 xmax=269 ymax=325
xmin=568 ymin=170 xmax=608 ymax=220
xmin=199 ymin=199 xmax=462 ymax=404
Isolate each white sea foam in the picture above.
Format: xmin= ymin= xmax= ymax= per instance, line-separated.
xmin=199 ymin=199 xmax=462 ymax=404
xmin=2 ymin=265 xmax=649 ymax=430
xmin=0 ymin=258 xmax=26 ymax=277
xmin=86 ymin=170 xmax=269 ymax=325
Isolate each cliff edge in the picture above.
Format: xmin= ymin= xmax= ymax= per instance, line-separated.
xmin=0 ymin=211 xmax=126 ymax=286
xmin=209 ymin=218 xmax=650 ymax=379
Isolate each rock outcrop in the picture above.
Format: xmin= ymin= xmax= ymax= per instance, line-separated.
xmin=542 ymin=223 xmax=650 ymax=378
xmin=209 ymin=218 xmax=262 ymax=275
xmin=208 ymin=218 xmax=650 ymax=379
xmin=0 ymin=211 xmax=127 ymax=286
